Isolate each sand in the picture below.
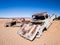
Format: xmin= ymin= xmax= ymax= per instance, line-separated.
xmin=0 ymin=19 xmax=60 ymax=45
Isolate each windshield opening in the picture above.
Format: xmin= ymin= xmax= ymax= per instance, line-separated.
xmin=32 ymin=16 xmax=45 ymax=20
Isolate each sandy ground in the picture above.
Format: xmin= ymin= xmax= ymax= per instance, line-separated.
xmin=0 ymin=19 xmax=60 ymax=45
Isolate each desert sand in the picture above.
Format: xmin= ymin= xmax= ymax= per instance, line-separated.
xmin=0 ymin=19 xmax=60 ymax=45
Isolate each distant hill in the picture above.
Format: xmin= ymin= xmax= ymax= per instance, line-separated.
xmin=0 ymin=17 xmax=31 ymax=19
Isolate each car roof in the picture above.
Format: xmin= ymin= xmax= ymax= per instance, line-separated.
xmin=32 ymin=12 xmax=48 ymax=16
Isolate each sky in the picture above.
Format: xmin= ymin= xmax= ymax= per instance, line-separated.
xmin=0 ymin=0 xmax=60 ymax=18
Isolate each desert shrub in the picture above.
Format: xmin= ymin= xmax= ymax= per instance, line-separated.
xmin=55 ymin=16 xmax=60 ymax=20
xmin=58 ymin=16 xmax=60 ymax=20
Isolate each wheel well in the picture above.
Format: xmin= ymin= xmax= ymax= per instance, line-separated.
xmin=43 ymin=27 xmax=47 ymax=32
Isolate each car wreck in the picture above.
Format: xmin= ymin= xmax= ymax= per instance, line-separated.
xmin=18 ymin=12 xmax=56 ymax=41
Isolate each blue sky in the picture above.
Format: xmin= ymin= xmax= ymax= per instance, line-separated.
xmin=0 ymin=0 xmax=60 ymax=17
